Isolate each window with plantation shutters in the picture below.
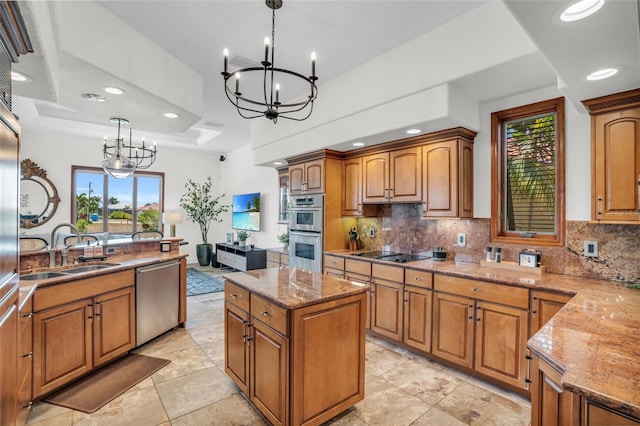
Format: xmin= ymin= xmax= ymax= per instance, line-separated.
xmin=491 ymin=98 xmax=565 ymax=246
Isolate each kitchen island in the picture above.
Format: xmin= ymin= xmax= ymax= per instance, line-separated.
xmin=223 ymin=267 xmax=367 ymax=426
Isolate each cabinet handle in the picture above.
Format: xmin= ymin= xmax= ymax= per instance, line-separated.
xmin=468 ymin=304 xmax=473 ymax=322
xmin=413 ymin=277 xmax=421 ymax=281
xmin=260 ymin=311 xmax=269 ymax=316
xmin=22 ymin=402 xmax=32 ymax=410
xmin=231 ymin=294 xmax=237 ymax=299
xmin=544 ymin=377 xmax=564 ymax=394
xmin=22 ymin=352 xmax=33 ymax=358
xmin=473 ymin=288 xmax=479 ymax=292
xmin=597 ymin=195 xmax=603 ymax=217
xmin=22 ymin=312 xmax=33 ymax=318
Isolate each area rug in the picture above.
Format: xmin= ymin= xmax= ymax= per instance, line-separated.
xmin=43 ymin=353 xmax=170 ymax=414
xmin=186 ymin=267 xmax=226 ymax=296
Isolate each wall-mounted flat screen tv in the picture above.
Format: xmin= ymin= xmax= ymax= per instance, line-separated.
xmin=232 ymin=192 xmax=261 ymax=231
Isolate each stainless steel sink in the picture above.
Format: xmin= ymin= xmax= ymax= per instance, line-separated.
xmin=63 ymin=264 xmax=117 ymax=274
xmin=20 ymin=271 xmax=70 ymax=280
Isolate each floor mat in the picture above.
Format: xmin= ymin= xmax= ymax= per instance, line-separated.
xmin=43 ymin=353 xmax=170 ymax=414
xmin=186 ymin=267 xmax=225 ymax=296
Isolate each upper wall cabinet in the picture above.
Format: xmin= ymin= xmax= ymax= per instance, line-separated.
xmin=362 ymin=147 xmax=422 ymax=203
xmin=583 ymin=89 xmax=640 ymax=224
xmin=289 ymin=159 xmax=324 ymax=195
xmin=422 ymin=138 xmax=474 ymax=218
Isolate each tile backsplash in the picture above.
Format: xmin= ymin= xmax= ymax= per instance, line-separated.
xmin=352 ymin=204 xmax=640 ymax=284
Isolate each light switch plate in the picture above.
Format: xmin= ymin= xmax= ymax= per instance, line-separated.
xmin=584 ymin=240 xmax=598 ymax=257
xmin=457 ymin=233 xmax=466 ymax=247
xmin=369 ymin=227 xmax=375 ymax=238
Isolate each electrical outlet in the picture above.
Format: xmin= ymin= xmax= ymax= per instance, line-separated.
xmin=369 ymin=227 xmax=375 ymax=238
xmin=105 ymin=246 xmax=116 ymax=255
xmin=457 ymin=232 xmax=466 ymax=247
xmin=584 ymin=240 xmax=598 ymax=257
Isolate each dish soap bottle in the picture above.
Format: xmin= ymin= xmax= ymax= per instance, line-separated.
xmin=83 ymin=241 xmax=94 ymax=259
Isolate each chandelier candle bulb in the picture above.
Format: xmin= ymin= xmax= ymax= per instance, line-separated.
xmin=235 ymin=74 xmax=240 ymax=94
xmin=311 ymin=51 xmax=316 ymax=78
xmin=264 ymin=37 xmax=270 ymax=63
xmin=275 ymin=84 xmax=280 ymax=103
xmin=223 ymin=48 xmax=228 ymax=74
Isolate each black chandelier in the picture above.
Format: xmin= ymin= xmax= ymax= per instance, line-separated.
xmin=221 ymin=0 xmax=318 ymax=124
xmin=102 ymin=118 xmax=157 ymax=179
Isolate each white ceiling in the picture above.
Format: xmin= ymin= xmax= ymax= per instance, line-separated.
xmin=11 ymin=0 xmax=640 ymax=157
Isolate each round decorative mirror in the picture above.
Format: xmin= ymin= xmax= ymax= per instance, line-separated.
xmin=20 ymin=159 xmax=60 ymax=229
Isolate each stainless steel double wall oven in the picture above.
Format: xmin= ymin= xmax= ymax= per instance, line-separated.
xmin=288 ymin=194 xmax=323 ymax=272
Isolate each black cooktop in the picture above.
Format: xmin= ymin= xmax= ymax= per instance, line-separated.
xmin=352 ymin=251 xmax=431 ymax=263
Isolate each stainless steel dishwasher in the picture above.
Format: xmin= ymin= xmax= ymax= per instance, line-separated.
xmin=135 ymin=260 xmax=180 ymax=346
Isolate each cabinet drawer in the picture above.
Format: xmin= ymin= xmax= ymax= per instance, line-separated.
xmin=280 ymin=254 xmax=289 ymax=265
xmin=267 ymin=251 xmax=280 ymax=263
xmin=434 ymin=274 xmax=528 ymax=309
xmin=225 ymin=281 xmax=250 ymax=312
xmin=324 ymin=255 xmax=344 ymax=270
xmin=345 ymin=259 xmax=371 ymax=276
xmin=33 ymin=270 xmax=135 ymax=312
xmin=251 ymin=294 xmax=289 ymax=336
xmin=266 ymin=260 xmax=280 ymax=269
xmin=372 ymin=263 xmax=404 ymax=283
xmin=405 ymin=269 xmax=433 ymax=289
xmin=345 ymin=272 xmax=370 ymax=284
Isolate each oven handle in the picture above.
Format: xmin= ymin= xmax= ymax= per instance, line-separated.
xmin=290 ymin=230 xmax=322 ymax=236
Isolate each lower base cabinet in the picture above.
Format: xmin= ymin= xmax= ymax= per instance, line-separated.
xmin=224 ymin=280 xmax=366 ymax=426
xmin=0 ymin=286 xmax=19 ymax=426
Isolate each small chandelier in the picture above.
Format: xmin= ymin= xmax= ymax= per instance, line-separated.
xmin=102 ymin=117 xmax=157 ymax=179
xmin=221 ymin=0 xmax=318 ymax=124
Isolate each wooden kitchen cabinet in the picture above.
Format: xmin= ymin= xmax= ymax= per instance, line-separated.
xmin=323 ymin=254 xmax=344 ymax=277
xmin=583 ymin=89 xmax=640 ymax=224
xmin=530 ymin=352 xmax=578 ymax=426
xmin=530 ymin=290 xmax=573 ymax=337
xmin=433 ymin=274 xmax=529 ymax=389
xmin=370 ymin=263 xmax=404 ymax=341
xmin=362 ymin=147 xmax=421 ymax=203
xmin=289 ymin=159 xmax=324 ymax=195
xmin=32 ymin=270 xmax=136 ymax=398
xmin=403 ymin=269 xmax=433 ymax=353
xmin=581 ymin=400 xmax=640 ymax=425
xmin=344 ymin=258 xmax=371 ymax=329
xmin=342 ymin=157 xmax=377 ymax=217
xmin=0 ymin=286 xmax=19 ymax=426
xmin=17 ymin=288 xmax=34 ymax=425
xmin=267 ymin=249 xmax=290 ymax=269
xmin=422 ymin=138 xmax=474 ymax=218
xmin=278 ymin=167 xmax=290 ymax=224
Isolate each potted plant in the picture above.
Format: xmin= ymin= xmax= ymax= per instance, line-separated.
xmin=277 ymin=232 xmax=289 ymax=251
xmin=179 ymin=176 xmax=230 ymax=266
xmin=237 ymin=230 xmax=250 ymax=247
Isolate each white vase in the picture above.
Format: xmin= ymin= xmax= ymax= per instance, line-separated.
xmin=239 ymin=240 xmax=245 ymax=247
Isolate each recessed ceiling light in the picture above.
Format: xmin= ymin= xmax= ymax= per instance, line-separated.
xmin=586 ymin=68 xmax=618 ymax=81
xmin=104 ymin=86 xmax=125 ymax=95
xmin=81 ymin=93 xmax=106 ymax=102
xmin=273 ymin=161 xmax=283 ymax=165
xmin=11 ymin=71 xmax=31 ymax=82
xmin=163 ymin=112 xmax=179 ymax=119
xmin=406 ymin=128 xmax=421 ymax=135
xmin=560 ymin=0 xmax=605 ymax=22
xmin=352 ymin=142 xmax=365 ymax=147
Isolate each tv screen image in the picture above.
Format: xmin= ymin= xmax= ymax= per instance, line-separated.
xmin=232 ymin=192 xmax=261 ymax=231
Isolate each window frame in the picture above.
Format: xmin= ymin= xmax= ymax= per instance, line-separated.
xmin=71 ymin=166 xmax=165 ymax=235
xmin=490 ymin=97 xmax=565 ymax=247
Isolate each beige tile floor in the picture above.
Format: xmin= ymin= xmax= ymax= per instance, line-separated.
xmin=26 ymin=266 xmax=531 ymax=426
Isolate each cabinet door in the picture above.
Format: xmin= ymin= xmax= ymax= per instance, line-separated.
xmin=474 ymin=301 xmax=528 ymax=389
xmin=432 ymin=292 xmax=474 ymax=368
xmin=33 ymin=299 xmax=93 ymax=398
xmin=93 ymin=287 xmax=135 ymax=367
xmin=342 ymin=157 xmax=363 ymax=216
xmin=593 ymin=109 xmax=640 ymax=222
xmin=0 ymin=293 xmax=18 ymax=426
xmin=422 ymin=140 xmax=459 ymax=217
xmin=583 ymin=400 xmax=640 ymax=425
xmin=224 ymin=301 xmax=249 ymax=395
xmin=277 ymin=170 xmax=290 ymax=223
xmin=18 ymin=295 xmax=34 ymax=424
xmin=390 ymin=147 xmax=421 ymax=202
xmin=305 ymin=159 xmax=324 ymax=193
xmin=289 ymin=163 xmax=305 ymax=195
xmin=370 ymin=280 xmax=403 ymax=340
xmin=530 ymin=354 xmax=578 ymax=426
xmin=362 ymin=152 xmax=389 ymax=203
xmin=250 ymin=321 xmax=289 ymax=426
xmin=403 ymin=285 xmax=432 ymax=353
xmin=530 ymin=291 xmax=572 ymax=337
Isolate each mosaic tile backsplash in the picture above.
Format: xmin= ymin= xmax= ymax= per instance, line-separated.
xmin=352 ymin=204 xmax=640 ymax=285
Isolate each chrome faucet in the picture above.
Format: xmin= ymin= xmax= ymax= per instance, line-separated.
xmin=49 ymin=223 xmax=81 ymax=267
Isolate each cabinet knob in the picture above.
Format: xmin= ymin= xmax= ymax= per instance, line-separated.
xmin=414 ymin=277 xmax=421 ymax=281
xmin=22 ymin=352 xmax=33 ymax=358
xmin=231 ymin=294 xmax=237 ymax=299
xmin=260 ymin=311 xmax=269 ymax=316
xmin=473 ymin=288 xmax=479 ymax=292
xmin=22 ymin=312 xmax=33 ymax=318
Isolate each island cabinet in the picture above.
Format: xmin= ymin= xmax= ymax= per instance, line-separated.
xmin=224 ymin=269 xmax=367 ymax=426
xmin=362 ymin=147 xmax=422 ymax=203
xmin=421 ymin=138 xmax=474 ymax=218
xmin=582 ymin=89 xmax=640 ymax=224
xmin=32 ymin=270 xmax=136 ymax=398
xmin=529 ymin=290 xmax=573 ymax=337
xmin=432 ymin=274 xmax=529 ymax=389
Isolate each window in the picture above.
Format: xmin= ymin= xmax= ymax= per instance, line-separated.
xmin=72 ymin=166 xmax=164 ymax=235
xmin=491 ymin=97 xmax=565 ymax=246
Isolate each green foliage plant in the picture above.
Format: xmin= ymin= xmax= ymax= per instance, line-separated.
xmin=236 ymin=230 xmax=250 ymax=242
xmin=277 ymin=232 xmax=289 ymax=244
xmin=179 ymin=177 xmax=230 ymax=245
xmin=75 ymin=218 xmax=89 ymax=233
xmin=138 ymin=209 xmax=159 ymax=231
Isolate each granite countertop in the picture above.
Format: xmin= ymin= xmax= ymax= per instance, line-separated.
xmin=223 ymin=267 xmax=368 ymax=310
xmin=327 ymin=249 xmax=640 ymax=419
